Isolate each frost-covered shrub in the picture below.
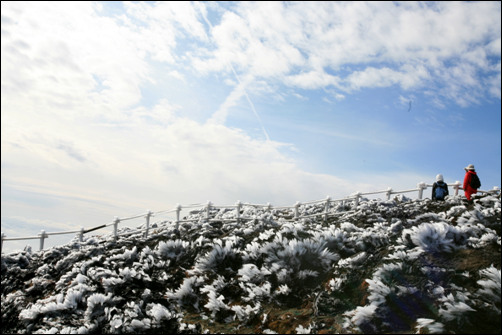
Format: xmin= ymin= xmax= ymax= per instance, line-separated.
xmin=231 ymin=302 xmax=262 ymax=322
xmin=107 ymin=246 xmax=138 ymax=264
xmin=192 ymin=241 xmax=243 ymax=275
xmin=402 ymin=222 xmax=466 ymax=253
xmin=166 ymin=276 xmax=204 ymax=309
xmin=1 ymin=250 xmax=32 ymax=271
xmin=351 ymin=227 xmax=389 ymax=251
xmin=239 ymin=281 xmax=271 ymax=303
xmin=476 ymin=265 xmax=501 ymax=313
xmin=414 ymin=318 xmax=445 ymax=334
xmin=146 ymin=303 xmax=179 ymax=331
xmin=313 ymin=226 xmax=351 ymax=254
xmin=238 ymin=263 xmax=271 ymax=283
xmin=156 ymin=240 xmax=190 ymax=262
xmin=199 ymin=275 xmax=238 ymax=321
xmin=242 ymin=241 xmax=267 ymax=263
xmin=19 ymin=300 xmax=62 ymax=323
xmin=261 ymin=236 xmax=338 ymax=286
xmin=467 ymin=231 xmax=500 ymax=248
xmin=438 ymin=292 xmax=475 ymax=322
xmin=343 ymin=262 xmax=429 ymax=333
xmin=84 ymin=293 xmax=112 ymax=322
xmin=19 ymin=274 xmax=93 ymax=324
xmin=113 ymin=301 xmax=152 ymax=333
xmin=203 ymin=288 xmax=231 ymax=319
xmin=343 ymin=304 xmax=378 ymax=333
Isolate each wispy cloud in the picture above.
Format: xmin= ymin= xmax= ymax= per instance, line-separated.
xmin=56 ymin=141 xmax=86 ymax=163
xmin=193 ymin=1 xmax=500 ymax=105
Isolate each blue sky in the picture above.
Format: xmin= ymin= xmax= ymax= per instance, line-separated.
xmin=1 ymin=1 xmax=501 ymax=252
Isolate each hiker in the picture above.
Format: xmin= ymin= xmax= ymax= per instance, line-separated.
xmin=432 ymin=174 xmax=449 ymax=201
xmin=463 ymin=164 xmax=481 ymax=202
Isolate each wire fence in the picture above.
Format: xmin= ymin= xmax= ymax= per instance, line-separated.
xmin=2 ymin=182 xmax=500 ymax=254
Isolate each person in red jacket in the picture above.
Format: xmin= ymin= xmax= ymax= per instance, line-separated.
xmin=463 ymin=164 xmax=479 ymax=202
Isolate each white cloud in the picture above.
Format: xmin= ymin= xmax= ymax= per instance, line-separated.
xmin=1 ymin=1 xmax=150 ymax=116
xmin=122 ymin=1 xmax=208 ymax=63
xmin=3 ymin=2 xmax=500 ymax=106
xmin=487 ymin=62 xmax=502 ymax=99
xmin=193 ymin=1 xmax=500 ymax=103
xmin=285 ymin=71 xmax=340 ymax=90
xmin=2 ymin=100 xmax=363 ymax=215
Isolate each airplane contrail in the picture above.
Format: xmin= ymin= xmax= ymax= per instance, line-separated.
xmin=198 ymin=5 xmax=270 ymax=141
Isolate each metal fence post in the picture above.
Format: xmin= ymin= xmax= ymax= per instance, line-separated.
xmin=324 ymin=196 xmax=331 ymax=222
xmin=206 ymin=201 xmax=212 ymax=221
xmin=354 ymin=192 xmax=361 ymax=208
xmin=145 ymin=210 xmax=152 ymax=238
xmin=176 ymin=204 xmax=182 ymax=230
xmin=1 ymin=233 xmax=5 ymax=254
xmin=236 ymin=201 xmax=241 ymax=223
xmin=79 ymin=227 xmax=85 ymax=242
xmin=113 ymin=217 xmax=120 ymax=240
xmin=386 ymin=187 xmax=393 ymax=200
xmin=294 ymin=201 xmax=301 ymax=219
xmin=453 ymin=181 xmax=461 ymax=196
xmin=39 ymin=230 xmax=47 ymax=251
xmin=417 ymin=182 xmax=426 ymax=199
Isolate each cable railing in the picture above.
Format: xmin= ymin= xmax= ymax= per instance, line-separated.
xmin=1 ymin=182 xmax=500 ymax=254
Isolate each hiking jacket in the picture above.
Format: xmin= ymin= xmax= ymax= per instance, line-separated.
xmin=432 ymin=181 xmax=449 ymax=200
xmin=463 ymin=170 xmax=478 ymax=201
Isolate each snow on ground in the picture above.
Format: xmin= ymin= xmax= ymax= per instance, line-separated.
xmin=1 ymin=193 xmax=501 ymax=334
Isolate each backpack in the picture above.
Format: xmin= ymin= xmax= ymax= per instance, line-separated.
xmin=470 ymin=174 xmax=481 ymax=189
xmin=434 ymin=183 xmax=447 ymax=200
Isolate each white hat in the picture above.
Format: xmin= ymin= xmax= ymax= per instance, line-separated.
xmin=464 ymin=164 xmax=475 ymax=171
xmin=436 ymin=174 xmax=444 ymax=182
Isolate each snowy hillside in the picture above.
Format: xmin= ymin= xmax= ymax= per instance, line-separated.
xmin=2 ymin=193 xmax=501 ymax=334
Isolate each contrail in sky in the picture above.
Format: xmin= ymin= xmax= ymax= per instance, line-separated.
xmin=198 ymin=5 xmax=270 ymax=141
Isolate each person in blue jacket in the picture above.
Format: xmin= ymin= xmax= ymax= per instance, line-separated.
xmin=432 ymin=174 xmax=449 ymax=201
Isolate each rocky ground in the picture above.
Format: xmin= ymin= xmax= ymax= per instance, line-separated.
xmin=1 ymin=193 xmax=501 ymax=334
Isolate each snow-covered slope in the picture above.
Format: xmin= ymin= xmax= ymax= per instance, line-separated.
xmin=2 ymin=194 xmax=501 ymax=334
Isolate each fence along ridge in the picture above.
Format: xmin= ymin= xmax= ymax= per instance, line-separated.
xmin=2 ymin=182 xmax=500 ymax=253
